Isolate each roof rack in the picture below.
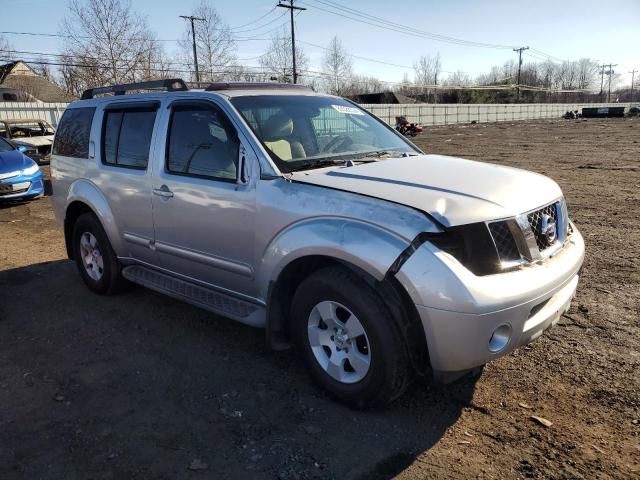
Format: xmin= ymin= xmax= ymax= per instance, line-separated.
xmin=205 ymin=82 xmax=311 ymax=92
xmin=81 ymin=78 xmax=188 ymax=100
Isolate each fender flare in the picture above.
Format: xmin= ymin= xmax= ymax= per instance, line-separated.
xmin=64 ymin=179 xmax=123 ymax=254
xmin=258 ymin=216 xmax=413 ymax=301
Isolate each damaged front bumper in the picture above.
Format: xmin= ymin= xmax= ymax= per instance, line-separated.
xmin=395 ymin=226 xmax=585 ymax=381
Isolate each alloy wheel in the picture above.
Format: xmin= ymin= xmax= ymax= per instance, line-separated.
xmin=307 ymin=300 xmax=371 ymax=384
xmin=79 ymin=232 xmax=104 ymax=281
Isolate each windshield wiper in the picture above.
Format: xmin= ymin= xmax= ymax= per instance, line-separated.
xmin=348 ymin=150 xmax=417 ymax=161
xmin=294 ymin=158 xmax=347 ymax=171
xmin=291 ymin=150 xmax=417 ymax=173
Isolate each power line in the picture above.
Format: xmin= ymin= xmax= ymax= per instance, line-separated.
xmin=229 ymin=6 xmax=278 ymax=30
xmin=231 ymin=10 xmax=287 ymax=34
xmin=299 ymin=0 xmax=516 ymax=49
xmin=630 ymin=69 xmax=637 ymax=102
xmin=0 ymin=48 xmax=263 ymax=67
xmin=0 ymin=30 xmax=274 ymax=43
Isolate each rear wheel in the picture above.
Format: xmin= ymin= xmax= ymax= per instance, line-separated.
xmin=291 ymin=266 xmax=412 ymax=408
xmin=72 ymin=213 xmax=123 ymax=294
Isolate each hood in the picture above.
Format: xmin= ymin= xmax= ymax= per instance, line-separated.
xmin=0 ymin=150 xmax=31 ymax=174
xmin=11 ymin=135 xmax=54 ymax=147
xmin=291 ymin=154 xmax=562 ymax=227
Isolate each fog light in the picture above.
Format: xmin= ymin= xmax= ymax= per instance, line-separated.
xmin=489 ymin=324 xmax=512 ymax=353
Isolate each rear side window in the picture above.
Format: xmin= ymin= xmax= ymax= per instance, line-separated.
xmin=53 ymin=107 xmax=95 ymax=158
xmin=102 ymin=107 xmax=157 ymax=169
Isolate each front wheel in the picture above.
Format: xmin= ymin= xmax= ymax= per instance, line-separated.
xmin=72 ymin=212 xmax=123 ymax=294
xmin=291 ymin=266 xmax=412 ymax=408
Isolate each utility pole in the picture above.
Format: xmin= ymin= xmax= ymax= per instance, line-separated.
xmin=433 ymin=71 xmax=438 ymax=104
xmin=277 ymin=0 xmax=306 ymax=84
xmin=599 ymin=64 xmax=606 ymax=102
xmin=513 ymin=46 xmax=529 ymax=101
xmin=605 ymin=64 xmax=618 ymax=103
xmin=630 ymin=69 xmax=637 ymax=103
xmin=180 ymin=15 xmax=205 ymax=83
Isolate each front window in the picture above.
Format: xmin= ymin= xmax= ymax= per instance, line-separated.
xmin=230 ymin=95 xmax=416 ymax=173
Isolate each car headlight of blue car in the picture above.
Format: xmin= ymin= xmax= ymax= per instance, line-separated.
xmin=22 ymin=163 xmax=40 ymax=176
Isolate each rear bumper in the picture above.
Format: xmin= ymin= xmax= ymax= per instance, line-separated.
xmin=396 ymin=226 xmax=585 ymax=376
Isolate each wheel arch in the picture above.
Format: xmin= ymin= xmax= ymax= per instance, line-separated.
xmin=63 ymin=180 xmax=121 ymax=259
xmin=266 ymin=254 xmax=430 ymax=377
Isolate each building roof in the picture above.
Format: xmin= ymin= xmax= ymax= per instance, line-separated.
xmin=0 ymin=61 xmax=76 ymax=103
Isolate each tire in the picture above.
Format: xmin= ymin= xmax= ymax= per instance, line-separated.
xmin=291 ymin=266 xmax=412 ymax=408
xmin=72 ymin=212 xmax=123 ymax=294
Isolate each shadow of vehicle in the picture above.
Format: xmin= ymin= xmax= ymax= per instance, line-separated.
xmin=0 ymin=260 xmax=478 ymax=479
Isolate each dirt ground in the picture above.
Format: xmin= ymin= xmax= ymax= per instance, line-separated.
xmin=0 ymin=118 xmax=638 ymax=479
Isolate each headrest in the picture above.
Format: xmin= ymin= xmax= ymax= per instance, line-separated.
xmin=262 ymin=112 xmax=294 ymax=140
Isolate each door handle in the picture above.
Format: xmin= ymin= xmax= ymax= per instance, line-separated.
xmin=153 ymin=185 xmax=174 ymax=198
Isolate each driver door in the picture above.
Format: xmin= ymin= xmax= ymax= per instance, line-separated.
xmin=151 ymin=100 xmax=257 ymax=298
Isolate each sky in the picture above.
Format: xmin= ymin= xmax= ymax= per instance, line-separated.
xmin=1 ymin=0 xmax=638 ymax=88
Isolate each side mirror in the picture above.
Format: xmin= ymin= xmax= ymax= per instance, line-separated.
xmin=16 ymin=145 xmax=28 ymax=153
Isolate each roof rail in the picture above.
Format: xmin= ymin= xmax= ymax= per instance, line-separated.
xmin=81 ymin=78 xmax=188 ymax=100
xmin=205 ymin=82 xmax=311 ymax=92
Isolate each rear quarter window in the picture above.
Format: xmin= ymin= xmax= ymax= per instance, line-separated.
xmin=53 ymin=107 xmax=96 ymax=158
xmin=102 ymin=108 xmax=157 ymax=169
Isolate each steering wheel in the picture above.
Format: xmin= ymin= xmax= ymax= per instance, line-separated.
xmin=322 ymin=135 xmax=353 ymax=153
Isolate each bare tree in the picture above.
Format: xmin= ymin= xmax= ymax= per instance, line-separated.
xmin=443 ymin=71 xmax=472 ymax=86
xmin=321 ymin=36 xmax=353 ymax=95
xmin=576 ymin=58 xmax=597 ymax=90
xmin=413 ymin=53 xmax=441 ymax=101
xmin=59 ymin=0 xmax=163 ymax=93
xmin=224 ymin=64 xmax=269 ymax=82
xmin=396 ymin=72 xmax=414 ymax=96
xmin=180 ymin=1 xmax=236 ymax=83
xmin=259 ymin=28 xmax=308 ymax=83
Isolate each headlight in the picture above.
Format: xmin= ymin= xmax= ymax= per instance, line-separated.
xmin=22 ymin=164 xmax=40 ymax=176
xmin=429 ymin=222 xmax=502 ymax=276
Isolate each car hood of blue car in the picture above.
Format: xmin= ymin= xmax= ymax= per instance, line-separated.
xmin=0 ymin=150 xmax=32 ymax=174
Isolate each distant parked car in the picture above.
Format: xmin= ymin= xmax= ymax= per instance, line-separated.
xmin=0 ymin=136 xmax=44 ymax=201
xmin=0 ymin=118 xmax=55 ymax=164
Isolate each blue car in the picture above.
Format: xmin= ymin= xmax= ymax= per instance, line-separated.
xmin=0 ymin=136 xmax=44 ymax=201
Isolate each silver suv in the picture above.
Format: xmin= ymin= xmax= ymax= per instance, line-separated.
xmin=51 ymin=79 xmax=585 ymax=407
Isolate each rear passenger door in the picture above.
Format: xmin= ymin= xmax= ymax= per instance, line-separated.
xmin=150 ymin=99 xmax=256 ymax=297
xmin=97 ymin=101 xmax=159 ymax=265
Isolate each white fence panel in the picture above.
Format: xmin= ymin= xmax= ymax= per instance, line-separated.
xmin=0 ymin=101 xmax=632 ymax=129
xmin=361 ymin=102 xmax=630 ymax=126
xmin=0 ymin=102 xmax=69 ymax=126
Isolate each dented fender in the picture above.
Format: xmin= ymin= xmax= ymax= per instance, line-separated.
xmin=255 ymin=179 xmax=442 ymax=301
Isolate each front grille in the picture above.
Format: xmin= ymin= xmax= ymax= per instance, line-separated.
xmin=527 ymin=202 xmax=559 ymax=251
xmin=488 ymin=221 xmax=520 ymax=262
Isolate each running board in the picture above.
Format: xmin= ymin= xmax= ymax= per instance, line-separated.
xmin=122 ymin=265 xmax=265 ymax=327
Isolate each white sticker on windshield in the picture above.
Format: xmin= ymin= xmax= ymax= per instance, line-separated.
xmin=331 ymin=104 xmax=365 ymax=115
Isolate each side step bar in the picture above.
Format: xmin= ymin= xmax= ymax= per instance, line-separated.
xmin=122 ymin=265 xmax=265 ymax=328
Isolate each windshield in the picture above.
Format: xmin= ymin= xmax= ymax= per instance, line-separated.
xmin=230 ymin=95 xmax=417 ymax=173
xmin=0 ymin=136 xmax=14 ymax=153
